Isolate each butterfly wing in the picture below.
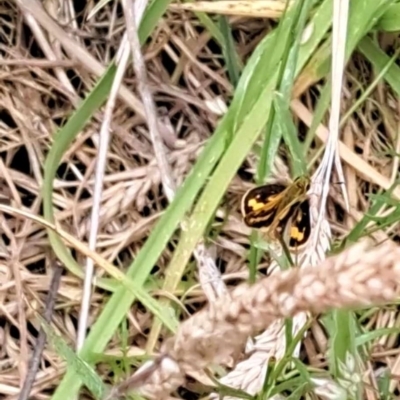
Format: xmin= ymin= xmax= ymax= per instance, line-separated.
xmin=280 ymin=199 xmax=311 ymax=250
xmin=241 ymin=183 xmax=287 ymax=229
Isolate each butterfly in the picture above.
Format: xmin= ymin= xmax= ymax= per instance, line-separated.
xmin=240 ymin=176 xmax=311 ymax=251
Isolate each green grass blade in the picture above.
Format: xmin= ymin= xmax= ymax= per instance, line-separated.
xmin=42 ymin=319 xmax=107 ymax=399
xmin=377 ymin=3 xmax=400 ymax=32
xmin=330 ymin=310 xmax=357 ymax=377
xmin=377 ymin=369 xmax=391 ymax=399
xmin=138 ymin=0 xmax=173 ymax=43
xmin=249 ymin=0 xmax=312 ymax=286
xmin=219 ymin=16 xmax=242 ymax=86
xmin=51 ymin=110 xmax=230 ymax=400
xmin=43 ymin=65 xmax=118 ymax=293
xmin=358 ymin=36 xmax=400 ymax=96
xmin=41 ymin=66 xmax=179 ymax=333
xmin=274 ymin=92 xmax=307 ymax=175
xmin=339 ymin=182 xmax=400 ymax=247
xmin=153 ymin=0 xmax=317 ymax=337
xmin=196 ymin=12 xmax=224 ymax=44
xmin=43 ymin=0 xmax=176 ymax=293
xmin=51 ymin=2 xmax=337 ymax=397
xmin=355 ymin=327 xmax=400 ymax=347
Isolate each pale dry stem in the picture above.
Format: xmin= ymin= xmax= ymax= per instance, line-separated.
xmin=127 ymin=240 xmax=400 ymax=398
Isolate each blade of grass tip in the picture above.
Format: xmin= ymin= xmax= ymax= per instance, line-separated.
xmin=52 ymin=2 xmax=333 ymax=396
xmin=343 ymin=189 xmax=400 ymax=247
xmin=77 ymin=36 xmax=132 ymax=351
xmin=364 ymin=204 xmax=400 ymax=235
xmin=196 ymin=12 xmax=225 ymax=46
xmin=219 ymin=16 xmax=242 ymax=87
xmin=355 ymin=327 xmax=400 ymax=347
xmin=274 ymin=93 xmax=307 ymax=174
xmin=138 ymin=0 xmax=173 ymax=43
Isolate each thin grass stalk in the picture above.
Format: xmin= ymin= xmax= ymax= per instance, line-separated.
xmin=307 ymin=0 xmax=350 ymax=268
xmin=76 ymin=37 xmax=130 ymax=351
xmin=76 ymin=1 xmax=148 ymax=350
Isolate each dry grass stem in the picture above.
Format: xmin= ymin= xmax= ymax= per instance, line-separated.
xmin=15 ymin=0 xmax=146 ymax=117
xmin=306 ymin=0 xmax=349 ymax=269
xmin=124 ymin=0 xmax=175 ymax=201
xmin=169 ymin=0 xmax=287 ymax=19
xmin=76 ymin=0 xmax=148 ymax=352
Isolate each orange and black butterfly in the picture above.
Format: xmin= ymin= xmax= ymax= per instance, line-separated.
xmin=240 ymin=176 xmax=311 ymax=251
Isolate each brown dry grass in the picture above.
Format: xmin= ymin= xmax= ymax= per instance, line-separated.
xmin=0 ymin=1 xmax=399 ymax=399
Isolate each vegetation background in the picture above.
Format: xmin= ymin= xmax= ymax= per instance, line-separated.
xmin=1 ymin=0 xmax=400 ymax=399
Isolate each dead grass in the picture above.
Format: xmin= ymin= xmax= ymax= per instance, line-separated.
xmin=0 ymin=1 xmax=399 ymax=399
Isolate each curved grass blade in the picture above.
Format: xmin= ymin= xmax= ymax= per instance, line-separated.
xmin=43 ymin=65 xmax=118 ymax=292
xmin=52 ymin=2 xmax=333 ymax=398
xmin=41 ymin=318 xmax=107 ymax=400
